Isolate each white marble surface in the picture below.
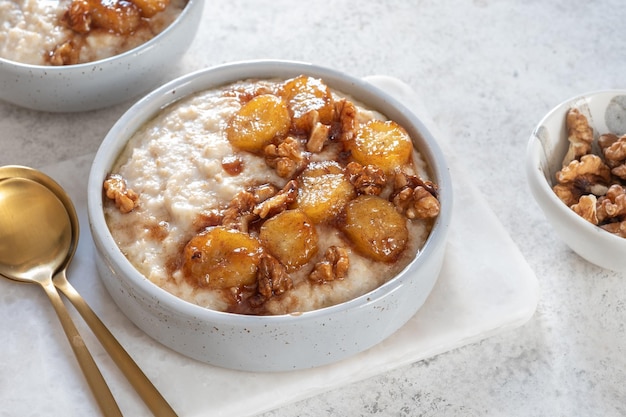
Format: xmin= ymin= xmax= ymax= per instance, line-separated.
xmin=0 ymin=1 xmax=624 ymax=416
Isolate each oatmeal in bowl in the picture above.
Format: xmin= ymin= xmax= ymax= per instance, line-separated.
xmin=0 ymin=0 xmax=187 ymax=66
xmin=88 ymin=61 xmax=452 ymax=371
xmin=0 ymin=0 xmax=202 ymax=111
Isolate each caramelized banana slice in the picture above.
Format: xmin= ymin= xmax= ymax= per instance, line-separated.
xmin=259 ymin=209 xmax=318 ymax=272
xmin=343 ymin=195 xmax=408 ymax=262
xmin=280 ymin=75 xmax=334 ymax=133
xmin=86 ymin=0 xmax=142 ymax=35
xmin=295 ymin=161 xmax=356 ymax=223
xmin=347 ymin=120 xmax=413 ymax=173
xmin=183 ymin=227 xmax=262 ymax=289
xmin=226 ymin=94 xmax=291 ymax=152
xmin=131 ymin=0 xmax=170 ymax=17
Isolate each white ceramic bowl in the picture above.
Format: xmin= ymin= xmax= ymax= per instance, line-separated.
xmin=0 ymin=0 xmax=203 ymax=112
xmin=88 ymin=60 xmax=453 ymax=372
xmin=527 ymin=89 xmax=626 ymax=271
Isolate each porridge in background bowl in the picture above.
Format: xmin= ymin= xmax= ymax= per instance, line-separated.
xmin=0 ymin=0 xmax=187 ymax=65
xmin=0 ymin=0 xmax=202 ymax=112
xmin=103 ymin=75 xmax=442 ymax=315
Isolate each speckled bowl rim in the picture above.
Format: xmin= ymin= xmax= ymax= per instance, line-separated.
xmin=527 ymin=89 xmax=626 ymax=245
xmin=88 ymin=59 xmax=453 ymax=325
xmin=0 ymin=0 xmax=199 ymax=69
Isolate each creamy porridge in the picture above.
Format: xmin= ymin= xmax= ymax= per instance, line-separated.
xmin=0 ymin=0 xmax=186 ymax=65
xmin=104 ymin=76 xmax=441 ymax=315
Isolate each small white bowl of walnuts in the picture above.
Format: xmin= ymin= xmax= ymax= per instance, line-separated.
xmin=527 ymin=89 xmax=626 ymax=271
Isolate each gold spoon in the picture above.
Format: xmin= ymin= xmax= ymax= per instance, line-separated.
xmin=0 ymin=166 xmax=178 ymax=417
xmin=0 ymin=170 xmax=122 ymax=417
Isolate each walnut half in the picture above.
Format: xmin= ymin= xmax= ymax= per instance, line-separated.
xmin=562 ymin=108 xmax=594 ymax=166
xmin=553 ymin=154 xmax=611 ymax=207
xmin=103 ymin=174 xmax=139 ymax=213
xmin=345 ymin=161 xmax=386 ymax=196
xmin=264 ymin=136 xmax=307 ymax=178
xmin=309 ymin=246 xmax=350 ymax=284
xmin=253 ymin=254 xmax=293 ymax=304
xmin=601 ymin=134 xmax=626 ymax=180
xmin=391 ymin=172 xmax=440 ymax=219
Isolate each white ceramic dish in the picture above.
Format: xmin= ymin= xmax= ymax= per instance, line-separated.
xmin=87 ymin=60 xmax=453 ymax=372
xmin=0 ymin=0 xmax=203 ymax=113
xmin=526 ymin=89 xmax=626 ymax=271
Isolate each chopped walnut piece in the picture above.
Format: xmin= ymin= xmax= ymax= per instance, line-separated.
xmin=562 ymin=108 xmax=594 ymax=166
xmin=345 ymin=161 xmax=386 ymax=196
xmin=393 ymin=187 xmax=440 ymax=219
xmin=49 ymin=40 xmax=82 ymax=66
xmin=610 ymin=165 xmax=626 ymax=180
xmin=251 ymin=183 xmax=279 ymax=203
xmin=552 ymin=177 xmax=609 ymax=207
xmin=253 ymin=180 xmax=298 ymax=219
xmin=223 ymin=183 xmax=295 ymax=231
xmin=256 ymin=254 xmax=293 ymax=300
xmin=299 ymin=109 xmax=319 ymax=135
xmin=598 ymin=133 xmax=619 ymax=151
xmin=103 ymin=174 xmax=139 ymax=213
xmin=307 ymin=121 xmax=330 ymax=153
xmin=553 ymin=155 xmax=611 ymax=208
xmin=222 ymin=190 xmax=257 ymax=231
xmin=193 ymin=210 xmax=223 ymax=231
xmin=555 ymin=154 xmax=611 ymax=188
xmin=597 ymin=184 xmax=626 ymax=223
xmin=391 ymin=172 xmax=440 ymax=219
xmin=602 ymin=135 xmax=626 ymax=180
xmin=335 ymin=98 xmax=357 ymax=142
xmin=600 ymin=221 xmax=626 ymax=238
xmin=552 ymin=183 xmax=582 ymax=207
xmin=309 ymin=246 xmax=350 ymax=284
xmin=393 ymin=171 xmax=439 ymax=195
xmin=265 ymin=136 xmax=307 ymax=178
xmin=571 ymin=195 xmax=598 ymax=224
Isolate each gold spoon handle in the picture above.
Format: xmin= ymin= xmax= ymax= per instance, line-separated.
xmin=41 ymin=279 xmax=123 ymax=417
xmin=54 ymin=272 xmax=178 ymax=417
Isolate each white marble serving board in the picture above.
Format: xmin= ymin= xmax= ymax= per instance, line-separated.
xmin=0 ymin=77 xmax=539 ymax=417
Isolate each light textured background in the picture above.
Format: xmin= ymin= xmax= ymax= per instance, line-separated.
xmin=1 ymin=1 xmax=625 ymax=416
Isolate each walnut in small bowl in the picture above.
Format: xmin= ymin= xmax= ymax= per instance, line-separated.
xmin=527 ymin=90 xmax=626 ymax=271
xmin=553 ymin=108 xmax=626 ymax=236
